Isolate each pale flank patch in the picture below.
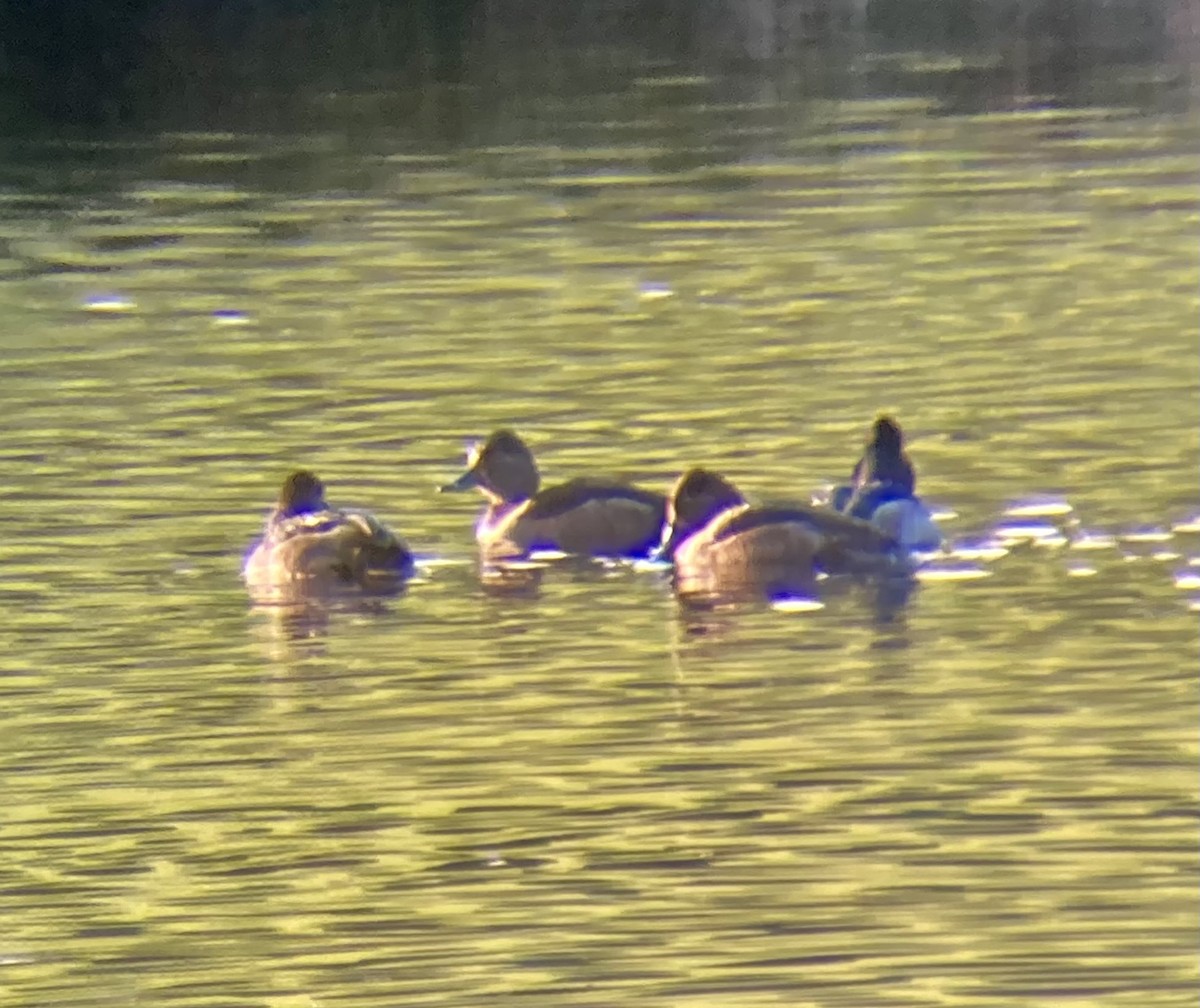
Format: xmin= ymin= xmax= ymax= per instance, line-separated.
xmin=873 ymin=499 xmax=942 ymax=550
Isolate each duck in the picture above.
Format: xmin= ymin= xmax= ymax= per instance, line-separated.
xmin=243 ymin=470 xmax=414 ymax=593
xmin=439 ymin=429 xmax=666 ymax=560
xmin=831 ymin=415 xmax=941 ymax=551
xmin=657 ymin=467 xmax=903 ymax=599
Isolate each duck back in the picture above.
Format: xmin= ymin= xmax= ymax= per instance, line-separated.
xmin=488 ymin=479 xmax=666 ymax=558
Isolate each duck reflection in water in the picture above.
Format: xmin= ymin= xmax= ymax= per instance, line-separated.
xmin=249 ymin=595 xmax=383 ymax=650
xmin=477 ymin=558 xmax=547 ymax=599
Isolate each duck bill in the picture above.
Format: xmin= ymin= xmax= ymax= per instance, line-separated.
xmin=650 ymin=525 xmax=681 ymax=562
xmin=438 ymin=469 xmax=479 ymax=493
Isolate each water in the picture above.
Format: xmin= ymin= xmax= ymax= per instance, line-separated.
xmin=0 ymin=54 xmax=1197 ymax=1007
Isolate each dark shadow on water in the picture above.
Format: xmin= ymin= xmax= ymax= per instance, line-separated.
xmin=0 ymin=0 xmax=1190 ymax=134
xmin=0 ymin=0 xmax=478 ymax=130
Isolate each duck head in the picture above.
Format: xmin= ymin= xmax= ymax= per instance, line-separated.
xmin=654 ymin=467 xmax=746 ymax=560
xmin=277 ymin=470 xmax=327 ymax=518
xmin=847 ymin=414 xmax=915 ymax=500
xmin=439 ymin=429 xmax=540 ymax=505
xmin=870 ymin=415 xmax=904 ymax=456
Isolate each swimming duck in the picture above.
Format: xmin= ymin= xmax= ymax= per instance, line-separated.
xmin=439 ymin=429 xmax=666 ymax=560
xmin=243 ymin=470 xmax=414 ymax=592
xmin=832 ymin=415 xmax=941 ymax=550
xmin=657 ymin=467 xmax=902 ymax=598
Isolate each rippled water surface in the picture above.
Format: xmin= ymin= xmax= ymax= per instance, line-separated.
xmin=0 ymin=61 xmax=1197 ymax=1007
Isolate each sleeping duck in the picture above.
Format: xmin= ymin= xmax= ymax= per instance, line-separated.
xmin=243 ymin=470 xmax=414 ymax=593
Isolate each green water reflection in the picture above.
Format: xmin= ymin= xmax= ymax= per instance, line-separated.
xmin=0 ymin=66 xmax=1196 ymax=1007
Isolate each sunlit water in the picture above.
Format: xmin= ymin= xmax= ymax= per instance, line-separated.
xmin=0 ymin=58 xmax=1196 ymax=1007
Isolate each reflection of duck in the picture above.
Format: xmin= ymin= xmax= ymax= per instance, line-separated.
xmin=243 ymin=471 xmax=414 ymax=593
xmin=832 ymin=416 xmax=941 ymax=550
xmin=439 ymin=429 xmax=665 ymax=560
xmin=657 ymin=468 xmax=901 ymax=600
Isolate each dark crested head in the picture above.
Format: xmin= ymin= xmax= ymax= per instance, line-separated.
xmin=672 ymin=468 xmax=745 ymax=516
xmin=278 ymin=470 xmax=326 ymax=517
xmin=657 ymin=467 xmax=746 ymax=558
xmin=479 ymin=429 xmax=531 ymax=459
xmin=846 ymin=414 xmax=916 ymax=498
xmin=441 ymin=428 xmax=539 ymax=503
xmin=871 ymin=415 xmax=904 ymax=454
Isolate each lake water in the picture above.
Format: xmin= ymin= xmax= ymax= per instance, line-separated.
xmin=0 ymin=50 xmax=1197 ymax=1007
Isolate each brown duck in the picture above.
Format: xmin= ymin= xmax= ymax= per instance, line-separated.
xmin=243 ymin=470 xmax=414 ymax=593
xmin=440 ymin=429 xmax=665 ymax=560
xmin=658 ymin=467 xmax=901 ymax=599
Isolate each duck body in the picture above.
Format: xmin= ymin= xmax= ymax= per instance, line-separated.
xmin=441 ymin=430 xmax=665 ymax=560
xmin=833 ymin=415 xmax=941 ymax=551
xmin=243 ymin=471 xmax=414 ymax=595
xmin=670 ymin=501 xmax=824 ymax=598
xmin=847 ymin=416 xmax=915 ymax=498
xmin=659 ymin=468 xmax=902 ymax=600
